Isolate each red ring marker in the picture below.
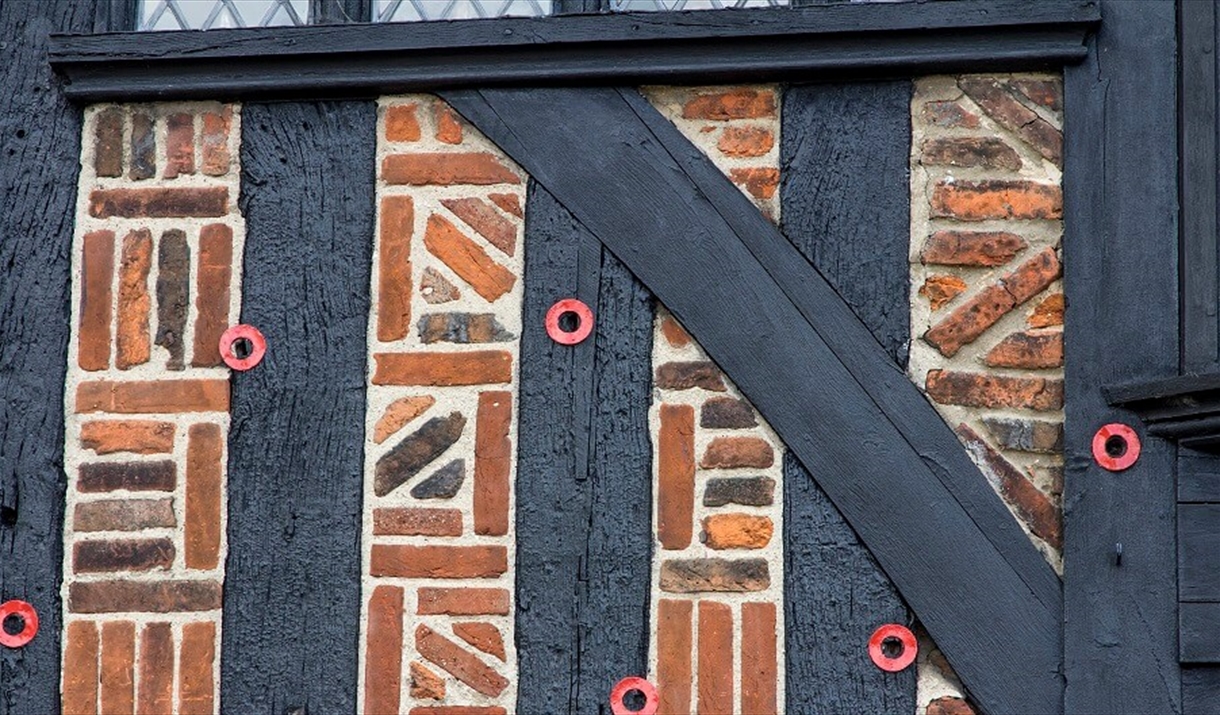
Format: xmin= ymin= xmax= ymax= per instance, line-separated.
xmin=1092 ymin=423 xmax=1141 ymax=472
xmin=545 ymin=299 xmax=594 ymax=345
xmin=610 ymin=676 xmax=658 ymax=715
xmin=0 ymin=600 xmax=38 ymax=649
xmin=219 ymin=324 xmax=267 ymax=371
xmin=868 ymin=624 xmax=917 ymax=672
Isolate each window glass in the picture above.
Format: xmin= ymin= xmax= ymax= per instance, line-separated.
xmin=610 ymin=0 xmax=787 ymax=10
xmin=374 ymin=0 xmax=553 ymax=22
xmin=140 ymin=0 xmax=309 ymax=30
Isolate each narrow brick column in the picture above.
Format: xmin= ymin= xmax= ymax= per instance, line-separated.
xmin=63 ymin=103 xmax=242 ymax=715
xmin=643 ymin=86 xmax=785 ymax=715
xmin=360 ymin=96 xmax=525 ymax=715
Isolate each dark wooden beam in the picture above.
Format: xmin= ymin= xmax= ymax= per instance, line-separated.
xmin=440 ymin=85 xmax=1063 ymax=715
xmin=1062 ymin=0 xmax=1181 ymax=711
xmin=219 ymin=100 xmax=375 ymax=714
xmin=48 ymin=0 xmax=1098 ymax=102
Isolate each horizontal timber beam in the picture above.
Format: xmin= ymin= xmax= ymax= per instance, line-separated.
xmin=48 ymin=0 xmax=1098 ymax=102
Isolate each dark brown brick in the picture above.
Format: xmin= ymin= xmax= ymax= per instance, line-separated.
xmin=138 ymin=623 xmax=174 ymax=715
xmin=74 ymin=498 xmax=176 ymax=532
xmin=374 ymin=507 xmax=463 ymax=536
xmin=416 ymin=625 xmax=508 ymax=697
xmin=418 ymin=313 xmax=513 ymax=344
xmin=925 ymin=370 xmax=1063 ymax=412
xmin=442 ymin=197 xmax=517 ymax=256
xmin=960 ymin=78 xmax=1062 ymax=165
xmin=78 ymin=461 xmax=176 ymax=493
xmin=656 ymin=361 xmax=726 ymax=392
xmin=371 ymin=545 xmax=508 ymax=579
xmin=958 ymin=424 xmax=1061 ymax=549
xmin=79 ymin=229 xmax=115 ymax=371
xmin=89 ymin=187 xmax=229 ymax=219
xmin=417 ymin=588 xmax=508 ymax=616
xmin=981 ymin=416 xmax=1064 ymax=454
xmin=488 ymin=192 xmax=522 ymax=218
xmin=69 ymin=580 xmax=221 ymax=613
xmin=701 ymin=437 xmax=774 ymax=469
xmin=164 ymin=112 xmax=195 ymax=178
xmin=928 ymin=696 xmax=978 ymax=715
xmin=421 ymin=266 xmax=460 ymax=304
xmin=375 ymin=412 xmax=466 ymax=497
xmin=1011 ymin=79 xmax=1063 ymax=113
xmin=659 ymin=558 xmax=770 ymax=593
xmin=129 ymin=112 xmax=155 ymax=180
xmin=985 ymin=329 xmax=1063 ymax=369
xmin=94 ymin=108 xmax=124 ymax=177
xmin=192 ymin=223 xmax=233 ymax=367
xmin=408 ymin=708 xmax=506 ymax=715
xmin=74 ymin=537 xmax=175 ymax=573
xmin=411 ymin=459 xmax=465 ymax=500
xmin=921 ymin=100 xmax=980 ymax=128
xmin=921 ymin=137 xmax=1021 ymax=170
xmin=700 ymin=396 xmax=757 ymax=429
xmin=703 ymin=476 xmax=775 ymax=507
xmin=921 ymin=230 xmax=1028 ymax=267
xmin=155 ymin=229 xmax=190 ymax=370
xmin=930 ymin=180 xmax=1062 ymax=221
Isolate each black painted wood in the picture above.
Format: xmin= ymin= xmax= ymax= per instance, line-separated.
xmin=1180 ymin=504 xmax=1220 ymax=602
xmin=1105 ymin=373 xmax=1220 ymax=451
xmin=443 ymin=86 xmax=1062 ymax=715
xmin=1181 ymin=0 xmax=1219 ymax=372
xmin=1063 ymin=1 xmax=1181 ymax=711
xmin=1184 ymin=667 xmax=1220 ymax=714
xmin=780 ymin=81 xmax=915 ymax=713
xmin=1180 ymin=450 xmax=1220 ymax=503
xmin=48 ymin=0 xmax=1098 ymax=102
xmin=515 ymin=182 xmax=653 ymax=714
xmin=221 ymin=101 xmax=374 ymax=714
xmin=0 ymin=1 xmax=109 ymax=712
xmin=311 ymin=0 xmax=371 ymax=23
xmin=1181 ymin=603 xmax=1220 ymax=663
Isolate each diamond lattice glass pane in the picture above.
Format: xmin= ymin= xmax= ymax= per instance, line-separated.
xmin=140 ymin=0 xmax=309 ymax=30
xmin=610 ymin=0 xmax=786 ymax=9
xmin=375 ymin=0 xmax=552 ymax=22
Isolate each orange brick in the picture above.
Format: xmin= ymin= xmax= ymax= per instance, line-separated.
xmin=474 ymin=391 xmax=512 ymax=536
xmin=923 ymin=284 xmax=1016 ymax=357
xmin=434 ymin=103 xmax=463 ymax=144
xmin=1028 ymin=293 xmax=1065 ymax=328
xmin=660 ymin=315 xmax=691 ymax=348
xmin=442 ymin=197 xmax=517 ymax=256
xmin=371 ymin=545 xmax=507 ymax=579
xmin=374 ymin=394 xmax=436 ymax=443
xmin=488 ymin=193 xmax=522 ymax=218
xmin=741 ymin=602 xmax=777 ymax=715
xmin=116 ymin=228 xmax=153 ymax=370
xmin=200 ymin=107 xmax=232 ymax=176
xmin=374 ymin=507 xmax=463 ymax=536
xmin=925 ymin=370 xmax=1063 ymax=412
xmin=920 ymin=230 xmax=1028 ymax=267
xmin=411 ymin=661 xmax=446 ymax=700
xmin=192 ymin=224 xmax=233 ymax=367
xmin=919 ymin=274 xmax=968 ymax=311
xmin=424 ymin=214 xmax=516 ymax=302
xmin=179 ymin=621 xmax=215 ymax=715
xmin=658 ymin=404 xmax=695 ymax=550
xmin=89 ymin=187 xmax=229 ymax=219
xmin=81 ymin=420 xmax=175 ymax=455
xmin=372 ymin=351 xmax=512 ymax=386
xmin=729 ymin=167 xmax=779 ymax=201
xmin=79 ymin=230 xmax=115 ymax=371
xmin=137 ymin=623 xmax=173 ymax=715
xmin=365 ymin=586 xmax=404 ymax=715
xmin=378 ymin=195 xmax=414 ymax=342
xmin=452 ymin=622 xmax=505 ymax=661
xmin=382 ymin=153 xmax=521 ymax=186
xmin=100 ymin=621 xmax=135 ymax=715
xmin=416 ymin=625 xmax=508 ymax=697
xmin=683 ymin=89 xmax=776 ymax=120
xmin=930 ymin=180 xmax=1062 ymax=221
xmin=985 ymin=329 xmax=1064 ymax=369
xmin=417 ymin=588 xmax=509 ymax=616
xmin=76 ymin=379 xmax=229 ymax=414
xmin=386 ymin=103 xmax=422 ymax=142
xmin=697 ymin=601 xmax=733 ymax=715
xmin=702 ymin=513 xmax=773 ymax=550
xmin=717 ymin=126 xmax=774 ymax=157
xmin=63 ymin=620 xmax=100 ymax=715
xmin=657 ymin=599 xmax=693 ymax=715
xmin=185 ymin=423 xmax=223 ymax=569
xmin=94 ymin=109 xmax=123 ymax=178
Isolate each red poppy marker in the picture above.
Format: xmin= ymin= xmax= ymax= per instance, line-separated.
xmin=0 ymin=600 xmax=38 ymax=649
xmin=545 ymin=298 xmax=594 ymax=345
xmin=869 ymin=623 xmax=917 ymax=672
xmin=1092 ymin=423 xmax=1141 ymax=472
xmin=609 ymin=676 xmax=658 ymax=715
xmin=219 ymin=324 xmax=267 ymax=371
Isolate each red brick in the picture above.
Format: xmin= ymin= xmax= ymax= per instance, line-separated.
xmin=923 ymin=284 xmax=1015 ymax=357
xmin=378 ymin=195 xmax=414 ymax=342
xmin=372 ymin=351 xmax=512 ymax=386
xmin=443 ymin=197 xmax=517 ymax=256
xmin=417 ymin=588 xmax=509 ymax=616
xmin=89 ymin=187 xmax=229 ymax=219
xmin=137 ymin=623 xmax=173 ymax=715
xmin=163 ymin=112 xmax=195 ymax=178
xmin=1011 ymin=79 xmax=1063 ymax=113
xmin=985 ymin=329 xmax=1063 ymax=369
xmin=116 ymin=228 xmax=153 ymax=370
xmin=79 ymin=229 xmax=116 ymax=371
xmin=69 ymin=580 xmax=222 ymax=614
xmin=434 ymin=103 xmax=464 ymax=144
xmin=365 ymin=585 xmax=404 ymax=715
xmin=658 ymin=404 xmax=695 ymax=550
xmin=959 ymin=78 xmax=1062 ymax=165
xmin=382 ymin=153 xmax=521 ymax=186
xmin=697 ymin=601 xmax=733 ymax=715
xmin=410 ymin=661 xmax=445 ymax=701
xmin=81 ymin=420 xmax=175 ymax=455
xmin=701 ymin=436 xmax=774 ymax=469
xmin=488 ymin=192 xmax=522 ymax=218
xmin=919 ymin=274 xmax=968 ymax=311
xmin=928 ymin=696 xmax=978 ymax=715
xmin=741 ymin=602 xmax=777 ymax=715
xmin=185 ymin=423 xmax=223 ymax=570
xmin=925 ymin=370 xmax=1063 ymax=412
xmin=408 ymin=708 xmax=507 ymax=715
xmin=78 ymin=461 xmax=176 ymax=493
xmin=424 ymin=214 xmax=516 ymax=302
xmin=1002 ymin=247 xmax=1061 ymax=303
xmin=702 ymin=513 xmax=773 ymax=550
xmin=94 ymin=108 xmax=124 ymax=177
xmin=374 ymin=507 xmax=463 ymax=536
xmin=63 ymin=620 xmax=100 ymax=715
xmin=656 ymin=361 xmax=726 ymax=392
xmin=474 ymin=391 xmax=512 ymax=536
xmin=683 ymin=89 xmax=776 ymax=120
xmin=179 ymin=621 xmax=215 ymax=715
xmin=921 ymin=137 xmax=1021 ymax=171
xmin=74 ymin=498 xmax=176 ymax=532
xmin=192 ymin=223 xmax=233 ymax=367
xmin=1028 ymin=292 xmax=1065 ymax=328
xmin=100 ymin=621 xmax=135 ymax=715
xmin=416 ymin=624 xmax=509 ymax=697
xmin=76 ymin=379 xmax=230 ymax=414
xmin=660 ymin=314 xmax=691 ymax=347
xmin=371 ymin=545 xmax=507 ymax=579
xmin=386 ymin=104 xmax=422 ymax=142
xmin=657 ymin=599 xmax=692 ymax=715
xmin=200 ymin=107 xmax=231 ymax=176
xmin=74 ymin=537 xmax=174 ymax=573
xmin=921 ymin=230 xmax=1028 ymax=267
xmin=729 ymin=167 xmax=779 ymax=201
xmin=717 ymin=126 xmax=774 ymax=157
xmin=958 ymin=424 xmax=1061 ymax=549
xmin=452 ymin=622 xmax=505 ymax=661
xmin=921 ymin=100 xmax=980 ymax=128
xmin=930 ymin=180 xmax=1062 ymax=221
xmin=374 ymin=394 xmax=436 ymax=443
